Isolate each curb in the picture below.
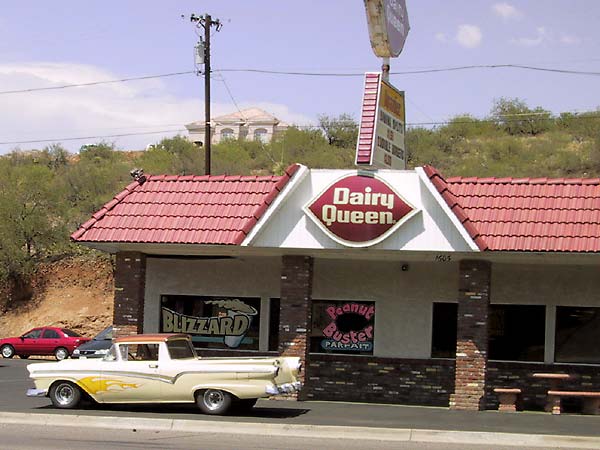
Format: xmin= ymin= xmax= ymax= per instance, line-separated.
xmin=1 ymin=412 xmax=600 ymax=448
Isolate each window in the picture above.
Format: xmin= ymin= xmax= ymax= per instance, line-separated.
xmin=221 ymin=128 xmax=234 ymax=140
xmin=23 ymin=329 xmax=42 ymax=339
xmin=269 ymin=298 xmax=280 ymax=352
xmin=555 ymin=306 xmax=600 ymax=364
xmin=42 ymin=329 xmax=60 ymax=339
xmin=310 ymin=300 xmax=375 ymax=355
xmin=431 ymin=303 xmax=457 ymax=358
xmin=161 ymin=295 xmax=278 ymax=351
xmin=119 ymin=343 xmax=159 ymax=361
xmin=62 ymin=329 xmax=82 ymax=337
xmin=489 ymin=305 xmax=545 ymax=362
xmin=254 ymin=128 xmax=268 ymax=143
xmin=167 ymin=339 xmax=197 ymax=360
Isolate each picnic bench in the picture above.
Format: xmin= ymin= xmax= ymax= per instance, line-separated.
xmin=493 ymin=388 xmax=522 ymax=412
xmin=547 ymin=391 xmax=600 ymax=415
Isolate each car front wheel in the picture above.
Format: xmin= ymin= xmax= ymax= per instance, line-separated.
xmin=49 ymin=381 xmax=81 ymax=409
xmin=54 ymin=347 xmax=69 ymax=360
xmin=1 ymin=345 xmax=15 ymax=359
xmin=196 ymin=389 xmax=233 ymax=415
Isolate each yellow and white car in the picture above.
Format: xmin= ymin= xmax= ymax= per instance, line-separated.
xmin=26 ymin=333 xmax=302 ymax=415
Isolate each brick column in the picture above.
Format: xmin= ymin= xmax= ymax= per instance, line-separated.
xmin=113 ymin=251 xmax=146 ymax=339
xmin=451 ymin=259 xmax=491 ymax=410
xmin=279 ymin=255 xmax=313 ymax=400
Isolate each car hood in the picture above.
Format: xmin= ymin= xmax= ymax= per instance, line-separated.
xmin=74 ymin=339 xmax=112 ymax=352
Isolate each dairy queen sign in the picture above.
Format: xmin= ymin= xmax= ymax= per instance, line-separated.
xmin=304 ymin=172 xmax=418 ymax=247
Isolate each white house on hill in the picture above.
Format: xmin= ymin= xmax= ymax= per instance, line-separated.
xmin=185 ymin=108 xmax=288 ymax=146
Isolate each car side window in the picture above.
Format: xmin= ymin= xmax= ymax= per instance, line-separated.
xmin=23 ymin=330 xmax=42 ymax=339
xmin=42 ymin=329 xmax=60 ymax=339
xmin=120 ymin=344 xmax=159 ymax=361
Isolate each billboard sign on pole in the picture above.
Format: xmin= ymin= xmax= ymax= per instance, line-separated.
xmin=355 ymin=72 xmax=406 ymax=170
xmin=364 ymin=0 xmax=410 ymax=58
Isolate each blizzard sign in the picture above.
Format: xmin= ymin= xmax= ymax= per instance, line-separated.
xmin=304 ymin=173 xmax=417 ymax=247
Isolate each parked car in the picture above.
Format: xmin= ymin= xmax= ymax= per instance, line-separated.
xmin=0 ymin=326 xmax=90 ymax=360
xmin=71 ymin=326 xmax=113 ymax=359
xmin=27 ymin=333 xmax=302 ymax=415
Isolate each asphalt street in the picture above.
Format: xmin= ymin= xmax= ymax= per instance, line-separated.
xmin=1 ymin=357 xmax=600 ymax=449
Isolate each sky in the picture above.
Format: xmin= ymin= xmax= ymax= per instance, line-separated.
xmin=1 ymin=1 xmax=600 ymax=153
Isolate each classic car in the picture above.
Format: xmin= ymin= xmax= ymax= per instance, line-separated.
xmin=26 ymin=333 xmax=302 ymax=415
xmin=1 ymin=326 xmax=90 ymax=360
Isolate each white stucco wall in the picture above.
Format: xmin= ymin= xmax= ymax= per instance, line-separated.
xmin=313 ymin=259 xmax=458 ymax=358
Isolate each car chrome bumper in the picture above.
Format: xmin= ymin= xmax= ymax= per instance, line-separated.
xmin=266 ymin=381 xmax=302 ymax=395
xmin=26 ymin=388 xmax=47 ymax=397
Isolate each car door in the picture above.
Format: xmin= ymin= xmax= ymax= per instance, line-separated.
xmin=17 ymin=329 xmax=42 ymax=355
xmin=99 ymin=343 xmax=161 ymax=403
xmin=40 ymin=328 xmax=61 ymax=355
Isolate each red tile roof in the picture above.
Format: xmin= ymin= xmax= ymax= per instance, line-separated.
xmin=71 ymin=164 xmax=301 ymax=246
xmin=423 ymin=165 xmax=600 ymax=252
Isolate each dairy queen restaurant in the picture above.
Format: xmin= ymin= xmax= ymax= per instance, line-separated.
xmin=71 ymin=164 xmax=600 ymax=412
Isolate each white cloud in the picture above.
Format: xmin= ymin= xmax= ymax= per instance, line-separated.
xmin=0 ymin=62 xmax=312 ymax=153
xmin=456 ymin=25 xmax=482 ymax=48
xmin=492 ymin=3 xmax=522 ymax=20
xmin=434 ymin=32 xmax=448 ymax=43
xmin=560 ymin=33 xmax=582 ymax=45
xmin=510 ymin=27 xmax=549 ymax=47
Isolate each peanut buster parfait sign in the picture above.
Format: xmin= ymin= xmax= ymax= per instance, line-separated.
xmin=304 ymin=173 xmax=418 ymax=247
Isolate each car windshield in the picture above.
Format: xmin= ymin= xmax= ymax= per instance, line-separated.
xmin=94 ymin=326 xmax=113 ymax=340
xmin=62 ymin=329 xmax=82 ymax=337
xmin=167 ymin=339 xmax=197 ymax=359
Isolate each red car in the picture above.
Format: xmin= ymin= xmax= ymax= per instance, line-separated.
xmin=0 ymin=327 xmax=91 ymax=360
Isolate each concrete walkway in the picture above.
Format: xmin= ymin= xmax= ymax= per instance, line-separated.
xmin=2 ymin=399 xmax=600 ymax=448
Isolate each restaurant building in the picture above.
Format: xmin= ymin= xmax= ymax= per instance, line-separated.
xmin=72 ymin=164 xmax=600 ymax=411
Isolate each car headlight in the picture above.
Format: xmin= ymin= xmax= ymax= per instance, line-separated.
xmin=72 ymin=349 xmax=80 ymax=355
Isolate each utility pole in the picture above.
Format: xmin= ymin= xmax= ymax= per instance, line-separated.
xmin=188 ymin=13 xmax=222 ymax=175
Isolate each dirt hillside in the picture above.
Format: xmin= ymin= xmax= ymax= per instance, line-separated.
xmin=0 ymin=256 xmax=114 ymax=339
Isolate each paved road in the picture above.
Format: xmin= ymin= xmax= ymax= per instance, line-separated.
xmin=2 ymin=357 xmax=600 ymax=443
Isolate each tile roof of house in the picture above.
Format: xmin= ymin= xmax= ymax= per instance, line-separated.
xmin=71 ymin=164 xmax=301 ymax=246
xmin=423 ymin=165 xmax=600 ymax=252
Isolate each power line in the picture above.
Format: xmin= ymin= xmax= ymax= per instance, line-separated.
xmin=1 ymin=63 xmax=600 ymax=96
xmin=0 ymin=71 xmax=194 ymax=95
xmin=0 ymin=129 xmax=187 ymax=146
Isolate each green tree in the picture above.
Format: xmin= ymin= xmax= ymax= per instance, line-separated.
xmin=490 ymin=97 xmax=553 ymax=136
xmin=318 ymin=114 xmax=358 ymax=148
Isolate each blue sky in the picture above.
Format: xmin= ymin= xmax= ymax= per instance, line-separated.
xmin=1 ymin=1 xmax=599 ymax=153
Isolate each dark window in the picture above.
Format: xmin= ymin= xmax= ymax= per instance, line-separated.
xmin=42 ymin=329 xmax=60 ymax=339
xmin=22 ymin=329 xmax=42 ymax=339
xmin=555 ymin=306 xmax=600 ymax=364
xmin=167 ymin=339 xmax=197 ymax=360
xmin=489 ymin=305 xmax=545 ymax=362
xmin=160 ymin=295 xmax=279 ymax=352
xmin=269 ymin=298 xmax=280 ymax=352
xmin=431 ymin=302 xmax=457 ymax=358
xmin=310 ymin=300 xmax=375 ymax=355
xmin=62 ymin=329 xmax=81 ymax=337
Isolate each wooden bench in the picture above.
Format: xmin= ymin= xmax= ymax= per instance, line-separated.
xmin=493 ymin=388 xmax=522 ymax=412
xmin=547 ymin=390 xmax=600 ymax=415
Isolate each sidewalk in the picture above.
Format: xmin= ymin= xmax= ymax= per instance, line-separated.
xmin=2 ymin=399 xmax=600 ymax=448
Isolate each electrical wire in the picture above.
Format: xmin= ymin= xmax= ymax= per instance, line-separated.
xmin=1 ymin=63 xmax=600 ymax=96
xmin=0 ymin=129 xmax=187 ymax=146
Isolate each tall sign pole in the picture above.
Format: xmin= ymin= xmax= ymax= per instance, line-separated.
xmin=356 ymin=1 xmax=410 ymax=171
xmin=189 ymin=13 xmax=222 ymax=175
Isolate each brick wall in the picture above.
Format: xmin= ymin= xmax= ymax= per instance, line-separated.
xmin=306 ymin=354 xmax=455 ymax=406
xmin=451 ymin=259 xmax=491 ymax=410
xmin=113 ymin=251 xmax=146 ymax=338
xmin=279 ymin=255 xmax=313 ymax=399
